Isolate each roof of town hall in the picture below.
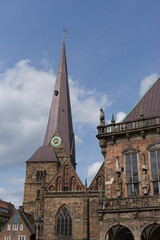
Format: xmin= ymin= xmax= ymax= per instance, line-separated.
xmin=123 ymin=77 xmax=160 ymax=122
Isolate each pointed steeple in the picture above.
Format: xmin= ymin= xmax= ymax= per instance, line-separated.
xmin=43 ymin=41 xmax=74 ymax=158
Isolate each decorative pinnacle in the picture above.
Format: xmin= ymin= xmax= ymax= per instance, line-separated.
xmin=111 ymin=113 xmax=115 ymax=124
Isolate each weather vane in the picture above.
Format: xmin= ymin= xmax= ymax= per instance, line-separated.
xmin=62 ymin=28 xmax=68 ymax=39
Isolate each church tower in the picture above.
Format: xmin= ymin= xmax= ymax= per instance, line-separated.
xmin=23 ymin=40 xmax=76 ymax=216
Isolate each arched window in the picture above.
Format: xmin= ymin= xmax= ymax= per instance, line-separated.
xmin=40 ymin=171 xmax=43 ymax=181
xmin=77 ymin=185 xmax=82 ymax=191
xmin=125 ymin=153 xmax=139 ymax=195
xmin=56 ymin=206 xmax=72 ymax=238
xmin=49 ymin=185 xmax=55 ymax=191
xmin=57 ymin=177 xmax=62 ymax=191
xmin=36 ymin=171 xmax=40 ymax=181
xmin=37 ymin=189 xmax=40 ymax=198
xmin=43 ymin=170 xmax=46 ymax=181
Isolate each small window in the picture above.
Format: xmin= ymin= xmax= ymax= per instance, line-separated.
xmin=5 ymin=237 xmax=10 ymax=240
xmin=13 ymin=224 xmax=18 ymax=230
xmin=36 ymin=171 xmax=40 ymax=181
xmin=20 ymin=224 xmax=23 ymax=230
xmin=125 ymin=153 xmax=139 ymax=195
xmin=37 ymin=189 xmax=40 ymax=197
xmin=43 ymin=170 xmax=46 ymax=180
xmin=13 ymin=214 xmax=18 ymax=224
xmin=19 ymin=236 xmax=25 ymax=240
xmin=7 ymin=224 xmax=11 ymax=231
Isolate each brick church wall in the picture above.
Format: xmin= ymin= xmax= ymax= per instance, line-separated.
xmin=41 ymin=192 xmax=100 ymax=240
xmin=23 ymin=161 xmax=59 ymax=216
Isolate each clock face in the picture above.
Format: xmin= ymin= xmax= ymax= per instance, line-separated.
xmin=51 ymin=136 xmax=61 ymax=147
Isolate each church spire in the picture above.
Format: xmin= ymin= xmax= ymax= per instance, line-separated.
xmin=43 ymin=41 xmax=74 ymax=159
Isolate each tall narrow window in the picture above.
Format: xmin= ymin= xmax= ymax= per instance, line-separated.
xmin=37 ymin=189 xmax=40 ymax=198
xmin=36 ymin=171 xmax=40 ymax=181
xmin=56 ymin=206 xmax=72 ymax=238
xmin=125 ymin=153 xmax=139 ymax=195
xmin=150 ymin=150 xmax=160 ymax=195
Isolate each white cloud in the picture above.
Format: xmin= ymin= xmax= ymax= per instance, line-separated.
xmin=0 ymin=60 xmax=54 ymax=169
xmin=139 ymin=73 xmax=158 ymax=97
xmin=75 ymin=135 xmax=83 ymax=144
xmin=69 ymin=79 xmax=111 ymax=127
xmin=88 ymin=162 xmax=103 ymax=178
xmin=116 ymin=112 xmax=126 ymax=122
xmin=0 ymin=60 xmax=111 ymax=169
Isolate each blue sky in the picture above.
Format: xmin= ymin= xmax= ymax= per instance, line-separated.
xmin=0 ymin=0 xmax=160 ymax=207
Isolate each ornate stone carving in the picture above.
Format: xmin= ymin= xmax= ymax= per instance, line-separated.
xmin=141 ymin=153 xmax=149 ymax=195
xmin=104 ymin=195 xmax=160 ymax=210
xmin=122 ymin=143 xmax=139 ymax=154
xmin=100 ymin=108 xmax=105 ymax=126
xmin=114 ymin=157 xmax=122 ymax=197
xmin=146 ymin=139 xmax=160 ymax=151
xmin=99 ymin=138 xmax=107 ymax=156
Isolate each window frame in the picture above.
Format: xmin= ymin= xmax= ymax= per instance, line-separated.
xmin=18 ymin=236 xmax=25 ymax=240
xmin=150 ymin=149 xmax=160 ymax=195
xmin=125 ymin=152 xmax=139 ymax=196
xmin=12 ymin=224 xmax=18 ymax=231
xmin=56 ymin=205 xmax=72 ymax=238
xmin=20 ymin=224 xmax=23 ymax=231
xmin=4 ymin=237 xmax=10 ymax=240
xmin=7 ymin=224 xmax=11 ymax=231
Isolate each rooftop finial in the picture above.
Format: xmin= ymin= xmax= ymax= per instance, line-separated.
xmin=62 ymin=28 xmax=68 ymax=40
xmin=111 ymin=113 xmax=115 ymax=124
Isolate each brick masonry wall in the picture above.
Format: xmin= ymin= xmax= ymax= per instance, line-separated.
xmin=42 ymin=194 xmax=85 ymax=240
xmin=0 ymin=211 xmax=32 ymax=240
xmin=104 ymin=131 xmax=160 ymax=198
xmin=88 ymin=195 xmax=100 ymax=240
xmin=41 ymin=192 xmax=100 ymax=240
xmin=23 ymin=162 xmax=59 ymax=216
